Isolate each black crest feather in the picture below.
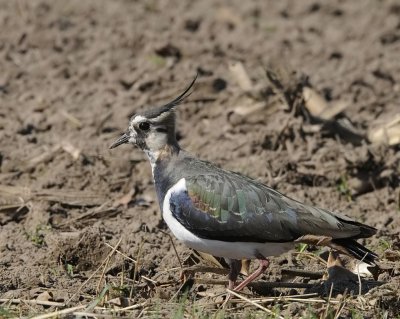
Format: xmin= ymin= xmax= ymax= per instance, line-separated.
xmin=140 ymin=74 xmax=198 ymax=119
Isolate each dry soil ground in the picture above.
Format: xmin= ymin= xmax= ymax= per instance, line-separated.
xmin=0 ymin=0 xmax=399 ymax=318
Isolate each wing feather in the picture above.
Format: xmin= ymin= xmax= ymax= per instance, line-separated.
xmin=168 ymin=161 xmax=375 ymax=243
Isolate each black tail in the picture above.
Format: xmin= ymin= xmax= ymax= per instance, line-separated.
xmin=335 ymin=215 xmax=377 ymax=239
xmin=332 ymin=238 xmax=378 ymax=265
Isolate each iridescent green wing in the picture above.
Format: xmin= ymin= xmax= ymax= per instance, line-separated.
xmin=170 ymin=170 xmax=367 ymax=243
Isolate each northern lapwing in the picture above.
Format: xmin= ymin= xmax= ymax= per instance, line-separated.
xmin=110 ymin=75 xmax=378 ymax=291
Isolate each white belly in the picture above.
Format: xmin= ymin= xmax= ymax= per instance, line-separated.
xmin=162 ymin=178 xmax=294 ymax=260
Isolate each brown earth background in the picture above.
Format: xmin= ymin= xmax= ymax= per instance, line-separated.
xmin=0 ymin=0 xmax=399 ymax=318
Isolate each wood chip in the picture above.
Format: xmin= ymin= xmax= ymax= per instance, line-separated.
xmin=303 ymin=87 xmax=349 ymax=120
xmin=302 ymin=87 xmax=329 ymax=117
xmin=229 ymin=61 xmax=253 ymax=91
xmin=61 ymin=141 xmax=81 ymax=160
xmin=36 ymin=291 xmax=53 ymax=302
xmin=368 ymin=114 xmax=400 ymax=145
xmin=228 ymin=99 xmax=279 ymax=125
xmin=319 ymin=100 xmax=349 ymax=120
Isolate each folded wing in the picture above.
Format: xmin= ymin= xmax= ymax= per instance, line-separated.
xmin=169 ymin=171 xmax=376 ymax=244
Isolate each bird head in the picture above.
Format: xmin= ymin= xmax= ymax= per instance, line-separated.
xmin=109 ymin=75 xmax=197 ymax=156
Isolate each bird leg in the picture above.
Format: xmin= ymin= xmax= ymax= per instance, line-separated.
xmin=227 ymin=259 xmax=242 ymax=289
xmin=233 ymin=259 xmax=269 ymax=291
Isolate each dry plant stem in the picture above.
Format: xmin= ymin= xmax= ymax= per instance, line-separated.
xmin=193 ymin=278 xmax=315 ymax=289
xmin=121 ymin=259 xmax=125 ymax=289
xmin=357 ymin=252 xmax=369 ymax=296
xmin=0 ymin=299 xmax=65 ymax=307
xmin=248 ymin=280 xmax=315 ymax=289
xmin=292 ymin=251 xmax=327 ymax=265
xmin=154 ymin=280 xmax=177 ymax=287
xmin=103 ymin=243 xmax=157 ymax=285
xmin=96 ymin=238 xmax=122 ymax=295
xmin=227 ymin=289 xmax=285 ymax=319
xmin=104 ymin=242 xmax=136 ymax=262
xmin=160 ymin=230 xmax=183 ymax=269
xmin=141 ymin=275 xmax=158 ymax=285
xmin=66 ymin=240 xmax=122 ymax=305
xmin=268 ymin=298 xmax=339 ymax=304
xmin=137 ymin=305 xmax=150 ymax=318
xmin=115 ymin=301 xmax=147 ymax=312
xmin=334 ymin=291 xmax=348 ymax=319
xmin=245 ymin=296 xmax=341 ymax=304
xmin=169 ymin=281 xmax=188 ymax=302
xmin=358 ymin=262 xmax=362 ymax=296
xmin=182 ymin=265 xmax=230 ymax=276
xmin=130 ymin=238 xmax=145 ymax=298
xmin=30 ymin=305 xmax=86 ymax=319
xmin=60 ymin=110 xmax=83 ymax=127
xmin=70 ymin=313 xmax=106 ymax=319
xmin=324 ymin=282 xmax=335 ymax=318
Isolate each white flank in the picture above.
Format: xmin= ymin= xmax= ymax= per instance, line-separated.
xmin=162 ymin=178 xmax=294 ymax=260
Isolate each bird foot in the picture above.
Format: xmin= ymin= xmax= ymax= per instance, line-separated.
xmin=233 ymin=259 xmax=269 ymax=292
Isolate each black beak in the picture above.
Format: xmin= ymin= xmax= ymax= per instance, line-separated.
xmin=109 ymin=133 xmax=129 ymax=149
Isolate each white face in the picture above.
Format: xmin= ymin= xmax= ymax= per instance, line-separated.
xmin=127 ymin=115 xmax=147 ymax=144
xmin=128 ymin=114 xmax=169 ymax=152
xmin=111 ymin=75 xmax=195 ymax=151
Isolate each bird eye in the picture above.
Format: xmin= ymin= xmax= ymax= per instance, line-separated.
xmin=138 ymin=122 xmax=150 ymax=131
